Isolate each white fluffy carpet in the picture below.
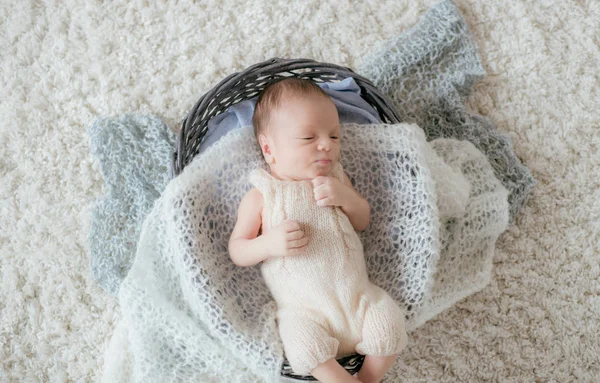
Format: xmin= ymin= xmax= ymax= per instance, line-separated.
xmin=1 ymin=0 xmax=599 ymax=381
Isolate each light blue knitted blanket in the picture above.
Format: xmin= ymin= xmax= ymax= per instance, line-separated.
xmin=88 ymin=0 xmax=534 ymax=296
xmin=88 ymin=115 xmax=175 ymax=295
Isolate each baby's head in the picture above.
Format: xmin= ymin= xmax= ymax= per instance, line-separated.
xmin=252 ymin=78 xmax=341 ymax=181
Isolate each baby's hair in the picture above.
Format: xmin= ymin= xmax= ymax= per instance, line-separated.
xmin=252 ymin=77 xmax=331 ymax=141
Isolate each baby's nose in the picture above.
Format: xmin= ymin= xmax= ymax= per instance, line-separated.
xmin=317 ymin=140 xmax=331 ymax=151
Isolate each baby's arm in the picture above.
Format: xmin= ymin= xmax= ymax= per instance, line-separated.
xmin=229 ymin=188 xmax=309 ymax=266
xmin=340 ymin=172 xmax=370 ymax=232
xmin=228 ymin=188 xmax=271 ymax=267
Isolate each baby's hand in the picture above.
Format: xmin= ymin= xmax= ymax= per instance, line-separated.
xmin=311 ymin=176 xmax=353 ymax=207
xmin=266 ymin=219 xmax=309 ymax=258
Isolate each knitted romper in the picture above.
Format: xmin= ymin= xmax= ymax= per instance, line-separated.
xmin=249 ymin=162 xmax=407 ymax=375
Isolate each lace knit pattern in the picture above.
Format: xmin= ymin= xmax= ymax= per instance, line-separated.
xmin=88 ymin=114 xmax=175 ymax=295
xmin=357 ymin=0 xmax=535 ymax=223
xmin=102 ymin=123 xmax=509 ymax=381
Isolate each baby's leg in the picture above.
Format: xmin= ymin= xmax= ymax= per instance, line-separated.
xmin=356 ymin=354 xmax=397 ymax=383
xmin=354 ymin=289 xmax=407 ymax=382
xmin=278 ymin=309 xmax=340 ymax=376
xmin=355 ymin=289 xmax=407 ymax=356
xmin=311 ymin=358 xmax=361 ymax=383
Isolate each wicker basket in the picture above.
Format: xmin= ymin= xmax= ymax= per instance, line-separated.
xmin=172 ymin=58 xmax=401 ymax=381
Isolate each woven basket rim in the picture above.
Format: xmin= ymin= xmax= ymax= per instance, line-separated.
xmin=172 ymin=57 xmax=400 ymax=177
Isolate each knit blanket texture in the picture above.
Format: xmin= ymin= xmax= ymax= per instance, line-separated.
xmin=102 ymin=122 xmax=509 ymax=382
xmin=88 ymin=0 xmax=534 ymax=297
xmin=357 ymin=0 xmax=535 ymax=223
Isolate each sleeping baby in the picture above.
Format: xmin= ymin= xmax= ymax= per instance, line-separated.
xmin=228 ymin=78 xmax=407 ymax=383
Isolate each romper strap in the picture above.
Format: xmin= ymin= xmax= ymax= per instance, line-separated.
xmin=248 ymin=167 xmax=275 ymax=204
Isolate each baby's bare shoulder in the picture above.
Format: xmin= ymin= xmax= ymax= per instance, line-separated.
xmin=240 ymin=187 xmax=264 ymax=209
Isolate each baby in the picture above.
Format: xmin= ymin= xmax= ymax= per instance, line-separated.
xmin=228 ymin=78 xmax=407 ymax=383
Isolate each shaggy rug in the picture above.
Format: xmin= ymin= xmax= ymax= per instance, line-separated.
xmin=1 ymin=0 xmax=598 ymax=381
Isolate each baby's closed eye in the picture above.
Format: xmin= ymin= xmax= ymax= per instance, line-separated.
xmin=299 ymin=136 xmax=339 ymax=140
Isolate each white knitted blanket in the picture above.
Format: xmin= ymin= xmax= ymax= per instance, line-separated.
xmin=103 ymin=122 xmax=509 ymax=382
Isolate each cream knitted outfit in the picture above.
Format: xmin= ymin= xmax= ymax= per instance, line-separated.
xmin=249 ymin=162 xmax=407 ymax=375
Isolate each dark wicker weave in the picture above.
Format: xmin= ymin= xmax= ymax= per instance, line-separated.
xmin=172 ymin=57 xmax=401 ymax=176
xmin=172 ymin=58 xmax=401 ymax=381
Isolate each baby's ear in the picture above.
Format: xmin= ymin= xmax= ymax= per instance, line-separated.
xmin=258 ymin=134 xmax=274 ymax=164
xmin=258 ymin=134 xmax=269 ymax=151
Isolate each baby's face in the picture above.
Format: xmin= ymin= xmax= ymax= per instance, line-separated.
xmin=260 ymin=94 xmax=341 ymax=181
